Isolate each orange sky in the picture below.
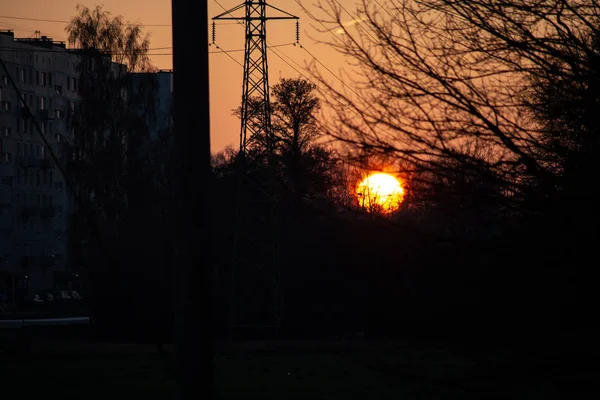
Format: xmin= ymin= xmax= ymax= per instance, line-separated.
xmin=1 ymin=0 xmax=357 ymax=153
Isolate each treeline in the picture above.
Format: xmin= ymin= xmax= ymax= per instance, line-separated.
xmin=66 ymin=2 xmax=600 ymax=346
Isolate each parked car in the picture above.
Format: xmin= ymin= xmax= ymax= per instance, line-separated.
xmin=30 ymin=289 xmax=55 ymax=304
xmin=52 ymin=290 xmax=82 ymax=302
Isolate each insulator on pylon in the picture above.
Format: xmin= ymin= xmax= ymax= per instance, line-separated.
xmin=212 ymin=21 xmax=216 ymax=44
xmin=296 ymin=21 xmax=300 ymax=43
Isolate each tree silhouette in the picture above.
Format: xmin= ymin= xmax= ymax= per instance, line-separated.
xmin=303 ymin=0 xmax=600 ymax=332
xmin=66 ymin=3 xmax=154 ymax=73
xmin=65 ymin=4 xmax=162 ymax=341
xmin=231 ymin=77 xmax=340 ymax=209
xmin=308 ymin=0 xmax=600 ymax=208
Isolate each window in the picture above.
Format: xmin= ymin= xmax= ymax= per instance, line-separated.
xmin=41 ymin=145 xmax=45 ymax=160
xmin=17 ymin=118 xmax=21 ymax=133
xmin=49 ymin=170 xmax=53 ymax=185
xmin=40 ymin=122 xmax=45 ymax=135
xmin=2 ymin=127 xmax=10 ymax=137
xmin=36 ymin=194 xmax=40 ymax=206
xmin=48 ymin=98 xmax=53 ymax=112
xmin=42 ymin=194 xmax=46 ymax=205
xmin=42 ymin=169 xmax=46 ymax=185
xmin=36 ymin=71 xmax=40 ymax=86
xmin=36 ymin=145 xmax=40 ymax=158
xmin=20 ymin=119 xmax=26 ymax=133
xmin=48 ymin=121 xmax=53 ymax=135
xmin=73 ymin=78 xmax=77 ymax=92
xmin=28 ymin=69 xmax=33 ymax=85
xmin=41 ymin=72 xmax=46 ymax=86
xmin=20 ymin=69 xmax=25 ymax=83
xmin=23 ymin=143 xmax=28 ymax=157
xmin=16 ymin=67 xmax=20 ymax=81
xmin=15 ymin=193 xmax=20 ymax=205
xmin=1 ymin=101 xmax=9 ymax=111
xmin=36 ymin=171 xmax=40 ymax=186
xmin=29 ymin=144 xmax=33 ymax=158
xmin=0 ymin=88 xmax=3 ymax=101
xmin=66 ymin=77 xmax=71 ymax=91
xmin=39 ymin=96 xmax=45 ymax=110
xmin=56 ymin=134 xmax=62 ymax=143
xmin=1 ymin=76 xmax=7 ymax=85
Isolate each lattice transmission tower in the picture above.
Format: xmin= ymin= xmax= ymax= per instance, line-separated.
xmin=212 ymin=1 xmax=299 ymax=338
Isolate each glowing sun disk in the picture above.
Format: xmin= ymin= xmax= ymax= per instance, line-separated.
xmin=356 ymin=173 xmax=404 ymax=213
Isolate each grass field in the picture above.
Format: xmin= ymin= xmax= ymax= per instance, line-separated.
xmin=1 ymin=334 xmax=598 ymax=399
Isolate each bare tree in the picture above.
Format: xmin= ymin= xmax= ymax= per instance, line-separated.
xmin=271 ymin=78 xmax=321 ymax=156
xmin=233 ymin=77 xmax=341 ymax=206
xmin=66 ymin=3 xmax=154 ymax=73
xmin=307 ymin=0 xmax=600 ymax=206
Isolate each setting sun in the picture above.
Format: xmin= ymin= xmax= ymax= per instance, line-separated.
xmin=356 ymin=173 xmax=405 ymax=214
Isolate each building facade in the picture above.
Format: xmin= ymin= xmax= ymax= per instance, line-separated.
xmin=0 ymin=30 xmax=174 ymax=302
xmin=0 ymin=30 xmax=79 ymax=298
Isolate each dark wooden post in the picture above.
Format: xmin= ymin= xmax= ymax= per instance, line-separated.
xmin=172 ymin=1 xmax=212 ymax=398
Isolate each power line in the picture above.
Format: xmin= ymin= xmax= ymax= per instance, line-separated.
xmin=0 ymin=15 xmax=171 ymax=27
xmin=294 ymin=0 xmax=345 ymax=46
xmin=0 ymin=43 xmax=294 ymax=56
xmin=210 ymin=45 xmax=243 ymax=67
xmin=0 ymin=45 xmax=173 ymax=52
xmin=211 ymin=0 xmax=378 ymax=142
xmin=300 ymin=45 xmax=369 ymax=105
xmin=212 ymin=0 xmax=343 ymax=110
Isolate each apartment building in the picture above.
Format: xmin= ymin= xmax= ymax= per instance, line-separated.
xmin=130 ymin=69 xmax=173 ymax=140
xmin=0 ymin=30 xmax=79 ymax=297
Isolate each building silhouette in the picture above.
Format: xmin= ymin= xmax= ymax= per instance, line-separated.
xmin=0 ymin=30 xmax=82 ymax=298
xmin=0 ymin=30 xmax=174 ymax=303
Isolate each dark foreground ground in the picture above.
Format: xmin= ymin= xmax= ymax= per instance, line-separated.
xmin=1 ymin=327 xmax=599 ymax=399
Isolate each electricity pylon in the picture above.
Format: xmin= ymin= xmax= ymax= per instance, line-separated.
xmin=212 ymin=1 xmax=298 ymax=338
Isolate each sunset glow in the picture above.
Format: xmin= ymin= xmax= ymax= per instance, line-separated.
xmin=356 ymin=173 xmax=405 ymax=214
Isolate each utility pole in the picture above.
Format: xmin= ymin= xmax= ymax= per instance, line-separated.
xmin=172 ymin=1 xmax=212 ymax=399
xmin=213 ymin=1 xmax=298 ymax=339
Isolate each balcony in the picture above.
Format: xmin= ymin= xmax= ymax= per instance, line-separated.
xmin=40 ymin=158 xmax=52 ymax=169
xmin=38 ymin=109 xmax=52 ymax=120
xmin=40 ymin=206 xmax=55 ymax=218
xmin=0 ymin=176 xmax=13 ymax=186
xmin=18 ymin=107 xmax=31 ymax=118
xmin=21 ymin=255 xmax=33 ymax=269
xmin=18 ymin=156 xmax=38 ymax=167
xmin=41 ymin=255 xmax=55 ymax=266
xmin=21 ymin=206 xmax=37 ymax=219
